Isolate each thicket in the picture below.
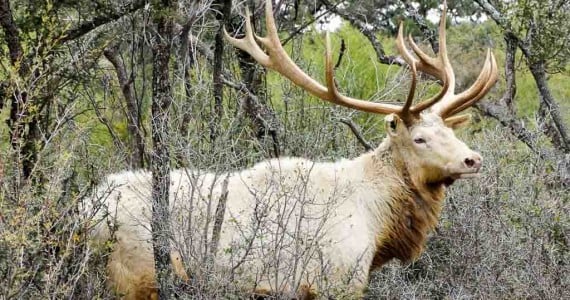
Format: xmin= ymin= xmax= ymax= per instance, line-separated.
xmin=0 ymin=0 xmax=567 ymax=298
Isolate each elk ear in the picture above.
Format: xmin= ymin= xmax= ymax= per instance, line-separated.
xmin=385 ymin=114 xmax=402 ymax=136
xmin=444 ymin=114 xmax=471 ymax=129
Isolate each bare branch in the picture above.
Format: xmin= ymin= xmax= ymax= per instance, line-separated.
xmin=402 ymin=1 xmax=439 ymax=53
xmin=319 ymin=0 xmax=405 ymax=66
xmin=220 ymin=75 xmax=259 ymax=103
xmin=334 ymin=39 xmax=346 ymax=69
xmin=281 ymin=5 xmax=339 ymax=46
xmin=60 ymin=0 xmax=146 ymax=44
xmin=339 ymin=118 xmax=373 ymax=151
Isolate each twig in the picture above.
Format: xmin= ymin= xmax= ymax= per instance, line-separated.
xmin=334 ymin=39 xmax=346 ymax=69
xmin=339 ymin=118 xmax=373 ymax=151
xmin=402 ymin=1 xmax=439 ymax=53
xmin=282 ymin=4 xmax=339 ymax=46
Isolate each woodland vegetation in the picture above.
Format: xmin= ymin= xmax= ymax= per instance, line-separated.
xmin=0 ymin=0 xmax=568 ymax=298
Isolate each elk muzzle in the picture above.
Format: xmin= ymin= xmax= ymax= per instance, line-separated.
xmin=445 ymin=152 xmax=483 ymax=179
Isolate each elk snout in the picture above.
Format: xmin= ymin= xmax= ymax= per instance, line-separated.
xmin=463 ymin=153 xmax=482 ymax=170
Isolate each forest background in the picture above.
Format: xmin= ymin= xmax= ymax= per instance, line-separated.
xmin=0 ymin=0 xmax=568 ymax=298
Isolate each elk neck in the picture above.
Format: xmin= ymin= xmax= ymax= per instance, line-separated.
xmin=361 ymin=139 xmax=446 ymax=271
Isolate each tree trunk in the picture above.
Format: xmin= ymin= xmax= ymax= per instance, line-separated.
xmin=502 ymin=33 xmax=517 ymax=112
xmin=477 ymin=33 xmax=569 ymax=186
xmin=150 ymin=0 xmax=176 ymax=297
xmin=104 ymin=44 xmax=146 ymax=169
xmin=528 ymin=61 xmax=570 ymax=153
xmin=474 ymin=0 xmax=569 ymax=154
xmin=237 ymin=50 xmax=281 ymax=157
xmin=1 ymin=0 xmax=40 ymax=182
xmin=211 ymin=0 xmax=232 ymax=143
xmin=0 ymin=0 xmax=23 ymax=65
xmin=173 ymin=23 xmax=195 ymax=167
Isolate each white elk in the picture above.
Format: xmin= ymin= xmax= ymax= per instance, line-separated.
xmin=90 ymin=1 xmax=498 ymax=299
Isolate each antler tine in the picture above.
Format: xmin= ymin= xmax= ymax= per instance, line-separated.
xmin=324 ymin=32 xmax=403 ymax=114
xmin=440 ymin=50 xmax=492 ymax=115
xmin=324 ymin=32 xmax=341 ymax=105
xmin=432 ymin=49 xmax=499 ymax=117
xmin=395 ymin=1 xmax=453 ymax=116
xmin=396 ymin=24 xmax=418 ymax=66
xmin=223 ymin=9 xmax=271 ymax=67
xmin=396 ymin=24 xmax=443 ymax=79
xmin=410 ymin=1 xmax=454 ymax=113
xmin=225 ymin=1 xmax=404 ymax=116
xmin=401 ymin=61 xmax=417 ymax=118
xmin=427 ymin=0 xmax=498 ymax=118
xmin=445 ymin=51 xmax=498 ymax=116
xmin=412 ymin=0 xmax=456 ymax=112
xmin=411 ymin=74 xmax=450 ymax=113
xmin=406 ymin=34 xmax=444 ymax=79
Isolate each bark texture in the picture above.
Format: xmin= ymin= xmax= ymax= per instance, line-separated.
xmin=104 ymin=44 xmax=146 ymax=168
xmin=150 ymin=0 xmax=176 ymax=296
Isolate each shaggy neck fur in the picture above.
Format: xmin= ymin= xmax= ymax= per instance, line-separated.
xmin=364 ymin=138 xmax=447 ymax=271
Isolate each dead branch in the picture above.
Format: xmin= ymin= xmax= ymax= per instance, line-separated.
xmin=339 ymin=118 xmax=373 ymax=151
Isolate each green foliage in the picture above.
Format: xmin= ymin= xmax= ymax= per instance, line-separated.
xmin=500 ymin=0 xmax=570 ymax=72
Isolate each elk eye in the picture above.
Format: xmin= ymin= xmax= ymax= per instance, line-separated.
xmin=414 ymin=137 xmax=426 ymax=144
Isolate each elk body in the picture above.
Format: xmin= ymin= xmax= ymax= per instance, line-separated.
xmin=90 ymin=1 xmax=498 ymax=299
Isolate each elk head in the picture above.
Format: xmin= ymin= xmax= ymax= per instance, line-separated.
xmin=224 ymin=1 xmax=498 ymax=186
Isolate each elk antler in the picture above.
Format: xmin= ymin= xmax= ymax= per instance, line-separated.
xmin=432 ymin=49 xmax=498 ymax=117
xmin=396 ymin=1 xmax=499 ymax=118
xmin=224 ymin=1 xmax=412 ymax=121
xmin=224 ymin=1 xmax=497 ymax=124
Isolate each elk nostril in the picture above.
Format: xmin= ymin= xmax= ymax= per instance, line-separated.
xmin=464 ymin=158 xmax=475 ymax=168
